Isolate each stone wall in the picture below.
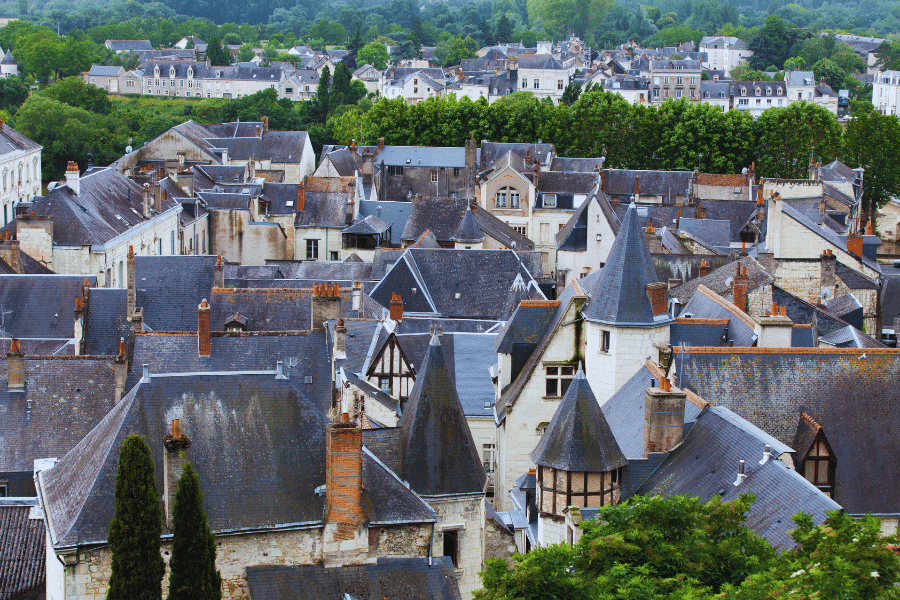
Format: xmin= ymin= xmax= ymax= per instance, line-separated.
xmin=537 ymin=514 xmax=566 ymax=548
xmin=430 ymin=495 xmax=485 ymax=600
xmin=209 ymin=209 xmax=287 ymax=265
xmin=586 ymin=322 xmax=671 ymax=406
xmin=482 ymin=505 xmax=516 ymax=569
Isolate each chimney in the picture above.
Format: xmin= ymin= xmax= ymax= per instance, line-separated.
xmin=377 ymin=137 xmax=384 ymax=152
xmin=311 ymin=283 xmax=342 ymax=332
xmin=345 ymin=179 xmax=355 ymax=226
xmin=847 ymin=232 xmax=863 ymax=259
xmin=748 ymin=161 xmax=755 ymax=185
xmin=698 ymin=259 xmax=710 ymax=278
xmin=324 ymin=414 xmax=367 ymax=546
xmin=198 ymin=299 xmax=211 ymax=357
xmin=214 ymin=255 xmax=224 ymax=288
xmin=361 ymin=150 xmax=374 ymax=183
xmin=261 ymin=115 xmax=269 ymax=132
xmin=732 ymin=264 xmax=749 ymax=314
xmin=349 ymin=139 xmax=357 ymax=162
xmin=739 ymin=240 xmax=748 ymax=257
xmin=759 ymin=444 xmax=773 ymax=465
xmin=7 ymin=338 xmax=24 ymax=390
xmin=74 ymin=294 xmax=86 ymax=355
xmin=634 ymin=175 xmax=640 ymax=202
xmin=154 ymin=182 xmax=162 ymax=214
xmin=643 ymin=376 xmax=686 ymax=456
xmin=755 ymin=302 xmax=793 ymax=348
xmin=866 ymin=220 xmax=874 ymax=236
xmin=65 ymin=161 xmax=80 ymax=195
xmin=809 ymin=155 xmax=817 ymax=180
xmin=821 ymin=248 xmax=836 ymax=292
xmin=695 ymin=201 xmax=706 ymax=220
xmin=351 ymin=281 xmax=362 ymax=312
xmin=126 ymin=246 xmax=136 ymax=316
xmin=221 ymin=148 xmax=229 ymax=165
xmin=114 ymin=338 xmax=127 ymax=401
xmin=675 ymin=209 xmax=680 ymax=230
xmin=297 ymin=181 xmax=306 ymax=211
xmin=389 ymin=292 xmax=403 ymax=321
xmin=131 ymin=306 xmax=144 ymax=334
xmin=646 ymin=282 xmax=668 ymax=316
xmin=163 ymin=419 xmax=191 ymax=529
xmin=733 ymin=460 xmax=747 ymax=486
xmin=0 ymin=232 xmax=21 ymax=273
xmin=532 ymin=161 xmax=539 ymax=191
xmin=465 ymin=134 xmax=476 ymax=174
xmin=334 ymin=318 xmax=347 ymax=360
xmin=142 ymin=183 xmax=152 ymax=218
xmin=600 ymin=169 xmax=605 ymax=192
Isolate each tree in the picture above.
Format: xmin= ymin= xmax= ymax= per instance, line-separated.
xmin=312 ymin=65 xmax=330 ymax=123
xmin=167 ymin=462 xmax=221 ymax=600
xmin=0 ymin=77 xmax=28 ymax=111
xmin=357 ymin=41 xmax=389 ymax=70
xmin=106 ymin=434 xmax=165 ymax=600
xmin=205 ymin=33 xmax=230 ymax=67
xmin=496 ymin=13 xmax=512 ymax=43
xmin=236 ymin=43 xmax=254 ymax=63
xmin=748 ymin=15 xmax=791 ymax=71
xmin=753 ymin=101 xmax=841 ymax=179
xmin=42 ymin=77 xmax=112 ymax=114
xmin=842 ymin=109 xmax=900 ymax=227
xmin=812 ymin=57 xmax=845 ymax=90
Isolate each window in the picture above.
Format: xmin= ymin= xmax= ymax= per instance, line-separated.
xmin=285 ymin=87 xmax=293 ymax=94
xmin=0 ymin=484 xmax=6 ymax=497
xmin=676 ymin=90 xmax=682 ymax=98
xmin=545 ymin=365 xmax=574 ymax=397
xmin=379 ymin=377 xmax=390 ymax=393
xmin=202 ymin=231 xmax=206 ymax=254
xmin=443 ymin=529 xmax=459 ymax=567
xmin=483 ymin=444 xmax=495 ymax=472
xmin=147 ymin=78 xmax=152 ymax=86
xmin=118 ymin=260 xmax=123 ymax=287
xmin=306 ymin=239 xmax=319 ymax=260
xmin=653 ymin=88 xmax=659 ymax=98
xmin=739 ymin=98 xmax=749 ymax=106
xmin=330 ymin=251 xmax=339 ymax=261
xmin=663 ymin=76 xmax=669 ymax=85
xmin=170 ymin=231 xmax=175 ymax=255
xmin=180 ymin=80 xmax=184 ymax=87
xmin=496 ymin=191 xmax=506 ymax=207
xmin=740 ymin=87 xmax=746 ymax=96
xmin=431 ymin=171 xmax=438 ymax=182
xmin=155 ymin=79 xmax=160 ymax=86
xmin=601 ymin=330 xmax=610 ymax=352
xmin=388 ymin=165 xmax=403 ymax=176
xmin=509 ymin=191 xmax=520 ymax=208
xmin=676 ymin=76 xmax=682 ymax=85
xmin=544 ymin=193 xmax=556 ymax=207
xmin=766 ymin=87 xmax=772 ymax=95
xmin=540 ymin=222 xmax=549 ymax=242
xmin=776 ymin=87 xmax=783 ymax=95
xmin=453 ymin=167 xmax=461 ymax=177
xmin=804 ymin=438 xmax=834 ymax=496
xmin=557 ymin=79 xmax=563 ymax=90
xmin=533 ymin=79 xmax=539 ymax=89
xmin=512 ymin=225 xmax=526 ymax=236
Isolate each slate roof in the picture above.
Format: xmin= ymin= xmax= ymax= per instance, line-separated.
xmin=496 ymin=301 xmax=558 ymax=352
xmin=582 ymin=203 xmax=667 ymax=326
xmin=0 ymin=275 xmax=95 ymax=339
xmin=84 ymin=288 xmax=128 ymax=355
xmin=106 ymin=40 xmax=152 ymax=51
xmin=669 ymin=256 xmax=772 ymax=305
xmin=369 ymin=248 xmax=544 ymax=319
xmin=376 ymin=146 xmax=468 ymax=168
xmin=0 ymin=502 xmax=45 ymax=600
xmin=517 ymin=54 xmax=565 ymax=70
xmin=677 ymin=347 xmax=900 ymax=515
xmin=208 ymin=288 xmax=312 ymax=331
xmin=818 ymin=325 xmax=884 ymax=348
xmin=531 ymin=369 xmax=627 ymax=472
xmin=535 ymin=172 xmax=596 ymax=196
xmin=634 ymin=406 xmax=838 ymax=550
xmin=452 ymin=206 xmax=483 ymax=242
xmin=680 ymin=285 xmax=758 ymax=346
xmin=479 ymin=142 xmax=555 ymax=168
xmin=0 ymin=356 xmax=118 ymax=472
xmin=245 ymin=558 xmax=461 ymax=600
xmin=343 ymin=215 xmax=390 ymax=235
xmin=401 ymin=197 xmax=471 ymax=242
xmin=0 ymin=124 xmax=39 ymax=159
xmin=677 ymin=218 xmax=731 ymax=249
xmin=609 ymin=201 xmax=758 ymax=243
xmin=266 ymin=260 xmax=376 ymax=283
xmin=134 ymin=255 xmax=217 ymax=331
xmin=669 ymin=318 xmax=730 ymax=347
xmin=358 ymin=201 xmax=413 ymax=246
xmin=835 ymin=261 xmax=879 ymax=290
xmin=399 ymin=335 xmax=486 ymax=496
xmin=603 ymin=170 xmax=693 ymax=200
xmin=826 ymin=293 xmax=863 ymax=321
xmin=771 ymin=286 xmax=847 ymax=338
xmin=549 ymin=157 xmax=605 ymax=172
xmin=39 ymin=372 xmax=433 ymax=549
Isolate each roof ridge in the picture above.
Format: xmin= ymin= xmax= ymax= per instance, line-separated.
xmin=799 ymin=410 xmax=822 ymax=432
xmin=696 ymin=284 xmax=757 ymax=330
xmin=675 ymin=346 xmax=900 ymax=355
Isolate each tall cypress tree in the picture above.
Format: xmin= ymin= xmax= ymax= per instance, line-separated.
xmin=107 ymin=434 xmax=165 ymax=600
xmin=167 ymin=462 xmax=221 ymax=600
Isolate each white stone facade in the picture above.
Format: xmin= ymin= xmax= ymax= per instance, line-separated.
xmin=585 ymin=322 xmax=671 ymax=406
xmin=874 ymin=70 xmax=900 ymax=116
xmin=0 ymin=129 xmax=41 ymax=226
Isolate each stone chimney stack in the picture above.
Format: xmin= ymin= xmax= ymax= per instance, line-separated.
xmin=695 ymin=201 xmax=706 ymax=219
xmin=323 ymin=413 xmax=367 ymax=565
xmin=748 ymin=161 xmax=755 ymax=185
xmin=334 ymin=318 xmax=347 ymax=360
xmin=214 ymin=254 xmax=224 ymax=288
xmin=142 ymin=183 xmax=152 ymax=218
xmin=126 ymin=246 xmax=136 ymax=317
xmin=262 ymin=115 xmax=269 ymax=133
xmin=377 ymin=137 xmax=384 ymax=152
xmin=351 ymin=281 xmax=362 ymax=312
xmin=361 ymin=149 xmax=374 ymax=184
xmin=634 ymin=175 xmax=640 ymax=201
xmin=732 ymin=264 xmax=750 ymax=314
xmin=198 ymin=299 xmax=211 ymax=357
xmin=643 ymin=376 xmax=686 ymax=456
xmin=389 ymin=292 xmax=403 ymax=321
xmin=755 ymin=302 xmax=794 ymax=348
xmin=311 ymin=283 xmax=342 ymax=332
xmin=821 ymin=248 xmax=836 ymax=292
xmin=0 ymin=232 xmax=21 ymax=274
xmin=698 ymin=259 xmax=710 ymax=278
xmin=114 ymin=338 xmax=127 ymax=402
xmin=7 ymin=338 xmax=24 ymax=390
xmin=163 ymin=419 xmax=191 ymax=529
xmin=645 ymin=282 xmax=668 ymax=316
xmin=65 ymin=161 xmax=80 ymax=196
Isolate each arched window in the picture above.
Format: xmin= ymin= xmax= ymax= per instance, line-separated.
xmin=3 ymin=169 xmax=8 ymax=192
xmin=17 ymin=163 xmax=22 ymax=185
xmin=495 ymin=186 xmax=520 ymax=209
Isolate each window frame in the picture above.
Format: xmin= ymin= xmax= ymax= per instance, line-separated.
xmin=545 ymin=364 xmax=575 ymax=398
xmin=306 ymin=238 xmax=319 ymax=261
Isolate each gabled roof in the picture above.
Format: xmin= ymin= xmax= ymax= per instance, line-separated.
xmin=517 ymin=54 xmax=565 ymax=70
xmin=669 ymin=256 xmax=772 ymax=305
xmin=680 ymin=285 xmax=758 ymax=347
xmin=134 ymin=255 xmax=217 ymax=331
xmin=0 ymin=275 xmax=95 ymax=338
xmin=677 ymin=217 xmax=731 ymax=249
xmin=343 ymin=214 xmax=390 ymax=235
xmin=0 ymin=502 xmax=45 ymax=600
xmin=84 ymin=287 xmax=128 ymax=355
xmin=530 ymin=369 xmax=627 ymax=472
xmin=634 ymin=406 xmax=838 ymax=550
xmin=399 ymin=334 xmax=486 ymax=496
xmin=582 ymin=203 xmax=666 ymax=326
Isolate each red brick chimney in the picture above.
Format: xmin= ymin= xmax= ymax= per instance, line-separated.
xmin=377 ymin=137 xmax=384 ymax=152
xmin=324 ymin=413 xmax=366 ymax=538
xmin=645 ymin=282 xmax=668 ymax=316
xmin=634 ymin=175 xmax=640 ymax=199
xmin=261 ymin=115 xmax=269 ymax=132
xmin=846 ymin=233 xmax=863 ymax=259
xmin=214 ymin=254 xmax=224 ymax=288
xmin=198 ymin=299 xmax=211 ymax=357
xmin=732 ymin=264 xmax=749 ymax=314
xmin=297 ymin=181 xmax=306 ymax=211
xmin=699 ymin=259 xmax=711 ymax=278
xmin=389 ymin=292 xmax=403 ymax=321
xmin=7 ymin=338 xmax=23 ymax=390
xmin=866 ymin=220 xmax=874 ymax=235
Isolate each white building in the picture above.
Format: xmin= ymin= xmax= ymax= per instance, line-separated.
xmin=0 ymin=50 xmax=17 ymax=78
xmin=516 ymin=54 xmax=571 ymax=103
xmin=731 ymin=80 xmax=787 ymax=117
xmin=873 ymin=70 xmax=900 ymax=116
xmin=0 ymin=122 xmax=41 ymax=226
xmin=699 ymin=36 xmax=753 ymax=73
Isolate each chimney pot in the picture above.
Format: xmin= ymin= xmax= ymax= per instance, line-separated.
xmin=699 ymin=260 xmax=711 ymax=278
xmin=198 ymin=299 xmax=211 ymax=357
xmin=7 ymin=337 xmax=23 ymax=390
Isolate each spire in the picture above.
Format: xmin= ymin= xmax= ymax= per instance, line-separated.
xmin=451 ymin=205 xmax=484 ymax=243
xmin=582 ymin=202 xmax=665 ymax=325
xmin=400 ymin=334 xmax=486 ymax=496
xmin=530 ymin=371 xmax=627 ymax=472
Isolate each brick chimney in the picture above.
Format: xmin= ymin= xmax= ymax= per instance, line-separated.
xmin=675 ymin=209 xmax=681 ymax=229
xmin=114 ymin=339 xmax=127 ymax=402
xmin=377 ymin=137 xmax=384 ymax=152
xmin=866 ymin=220 xmax=874 ymax=235
xmin=126 ymin=246 xmax=136 ymax=316
xmin=698 ymin=259 xmax=711 ymax=278
xmin=846 ymin=232 xmax=863 ymax=259
xmin=334 ymin=318 xmax=347 ymax=360
xmin=311 ymin=283 xmax=341 ymax=332
xmin=821 ymin=248 xmax=836 ymax=292
xmin=644 ymin=376 xmax=685 ymax=456
xmin=695 ymin=201 xmax=706 ymax=220
xmin=65 ymin=161 xmax=80 ymax=196
xmin=634 ymin=175 xmax=640 ymax=201
xmin=732 ymin=264 xmax=749 ymax=314
xmin=756 ymin=303 xmax=794 ymax=348
xmin=646 ymin=282 xmax=668 ymax=316
xmin=261 ymin=115 xmax=269 ymax=132
xmin=0 ymin=232 xmax=21 ymax=273
xmin=389 ymin=292 xmax=403 ymax=321
xmin=7 ymin=338 xmax=24 ymax=390
xmin=214 ymin=254 xmax=224 ymax=288
xmin=297 ymin=181 xmax=306 ymax=211
xmin=748 ymin=161 xmax=755 ymax=185
xmin=323 ymin=413 xmax=367 ymax=564
xmin=163 ymin=419 xmax=191 ymax=529
xmin=532 ymin=161 xmax=539 ymax=191
xmin=198 ymin=299 xmax=211 ymax=357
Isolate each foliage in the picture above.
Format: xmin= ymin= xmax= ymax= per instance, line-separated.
xmin=167 ymin=462 xmax=221 ymax=600
xmin=236 ymin=43 xmax=255 ymax=63
xmin=0 ymin=77 xmax=28 ymax=112
xmin=218 ymin=88 xmax=302 ymax=129
xmin=106 ymin=434 xmax=165 ymax=600
xmin=205 ymin=33 xmax=231 ymax=66
xmin=357 ymin=41 xmax=389 ymax=70
xmin=841 ymin=109 xmax=900 ymax=225
xmin=812 ymin=57 xmax=846 ymax=90
xmin=730 ymin=64 xmax=773 ymax=82
xmin=753 ymin=101 xmax=841 ymax=179
xmin=42 ymin=76 xmax=112 ymax=113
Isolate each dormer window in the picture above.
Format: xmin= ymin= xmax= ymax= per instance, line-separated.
xmin=776 ymin=87 xmax=782 ymax=95
xmin=188 ymin=67 xmax=193 ymax=78
xmin=754 ymin=86 xmax=761 ymax=95
xmin=169 ymin=67 xmax=175 ymax=78
xmin=766 ymin=87 xmax=771 ymax=95
xmin=740 ymin=87 xmax=746 ymax=96
xmin=154 ymin=65 xmax=160 ymax=77
xmin=216 ymin=70 xmax=222 ymax=79
xmin=803 ymin=437 xmax=835 ymax=497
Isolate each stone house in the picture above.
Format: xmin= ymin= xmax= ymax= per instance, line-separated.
xmin=0 ymin=121 xmax=41 ymax=226
xmin=140 ymin=61 xmax=289 ymax=100
xmin=516 ymin=54 xmax=571 ymax=103
xmin=698 ymin=36 xmax=752 ymax=72
xmin=399 ymin=197 xmax=534 ymax=251
xmin=352 ymin=64 xmax=381 ymax=95
xmin=555 ymin=185 xmax=620 ymax=287
xmin=649 ymin=59 xmax=702 ymax=104
xmin=730 ymin=80 xmax=788 ymax=116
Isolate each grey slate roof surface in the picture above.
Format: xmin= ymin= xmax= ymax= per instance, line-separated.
xmin=267 ymin=260 xmax=375 ymax=282
xmin=84 ymin=288 xmax=128 ymax=356
xmin=134 ymin=255 xmax=217 ymax=331
xmin=680 ymin=287 xmax=758 ymax=347
xmin=40 ymin=372 xmax=433 ymax=548
xmin=0 ymin=356 xmax=117 ymax=472
xmin=496 ymin=303 xmax=557 ymax=353
xmin=245 ymin=558 xmax=461 ymax=600
xmin=582 ymin=203 xmax=666 ymax=326
xmin=399 ymin=335 xmax=486 ymax=496
xmin=835 ymin=261 xmax=879 ymax=290
xmin=0 ymin=275 xmax=95 ymax=338
xmin=452 ymin=206 xmax=483 ymax=242
xmin=779 ymin=201 xmax=881 ymax=274
xmin=669 ymin=319 xmax=729 ymax=347
xmin=0 ymin=503 xmax=45 ymax=600
xmin=771 ymin=286 xmax=849 ymax=338
xmin=669 ymin=256 xmax=772 ymax=305
xmin=610 ymin=201 xmax=758 ymax=243
xmin=479 ymin=142 xmax=555 ymax=168
xmin=401 ymin=197 xmax=471 ymax=242
xmin=359 ymin=201 xmax=413 ymax=246
xmin=377 ymin=146 xmax=468 ymax=168
xmin=604 ymin=170 xmax=694 ymax=199
xmin=530 ymin=370 xmax=627 ymax=472
xmin=634 ymin=406 xmax=838 ymax=550
xmin=0 ymin=124 xmax=39 ymax=158
xmin=677 ymin=348 xmax=900 ymax=515
xmin=818 ymin=325 xmax=884 ymax=348
xmin=126 ymin=332 xmax=331 ymax=412
xmin=343 ymin=215 xmax=390 ymax=235
xmin=677 ymin=218 xmax=731 ymax=249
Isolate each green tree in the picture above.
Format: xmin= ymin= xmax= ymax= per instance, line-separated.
xmin=42 ymin=77 xmax=112 ymax=114
xmin=106 ymin=434 xmax=165 ymax=600
xmin=730 ymin=64 xmax=772 ymax=81
xmin=0 ymin=77 xmax=28 ymax=111
xmin=205 ymin=33 xmax=230 ymax=67
xmin=166 ymin=462 xmax=221 ymax=600
xmin=842 ymin=109 xmax=900 ymax=228
xmin=357 ymin=41 xmax=389 ymax=70
xmin=812 ymin=57 xmax=845 ymax=90
xmin=748 ymin=15 xmax=792 ymax=71
xmin=753 ymin=101 xmax=841 ymax=179
xmin=831 ymin=43 xmax=865 ymax=74
xmin=236 ymin=43 xmax=254 ymax=63
xmin=496 ymin=13 xmax=512 ymax=43
xmin=312 ymin=65 xmax=330 ymax=123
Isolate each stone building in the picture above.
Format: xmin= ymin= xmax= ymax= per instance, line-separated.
xmin=0 ymin=121 xmax=41 ymax=226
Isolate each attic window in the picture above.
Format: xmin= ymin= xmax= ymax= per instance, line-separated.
xmin=304 ymin=375 xmax=313 ymax=384
xmin=803 ymin=437 xmax=835 ymax=497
